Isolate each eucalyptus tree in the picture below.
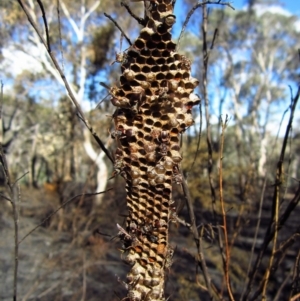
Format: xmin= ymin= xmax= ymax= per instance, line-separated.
xmin=211 ymin=5 xmax=300 ymax=178
xmin=180 ymin=2 xmax=300 ymax=187
xmin=0 ymin=0 xmax=146 ymax=204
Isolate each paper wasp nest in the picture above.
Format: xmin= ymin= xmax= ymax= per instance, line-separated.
xmin=111 ymin=0 xmax=199 ymax=300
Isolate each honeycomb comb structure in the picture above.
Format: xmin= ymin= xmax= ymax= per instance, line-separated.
xmin=111 ymin=1 xmax=199 ymax=300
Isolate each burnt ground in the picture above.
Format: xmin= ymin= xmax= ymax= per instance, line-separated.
xmin=1 ymin=182 xmax=300 ymax=301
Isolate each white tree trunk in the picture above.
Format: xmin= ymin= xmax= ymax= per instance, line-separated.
xmin=82 ymin=128 xmax=109 ymax=206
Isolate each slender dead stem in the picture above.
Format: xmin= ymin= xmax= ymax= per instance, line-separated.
xmin=273 ymin=265 xmax=294 ymax=301
xmin=121 ymin=1 xmax=146 ymax=26
xmin=180 ymin=170 xmax=213 ymax=299
xmin=177 ymin=0 xmax=234 ymax=50
xmin=81 ymin=251 xmax=87 ymax=301
xmin=291 ymin=293 xmax=300 ymax=301
xmin=56 ymin=0 xmax=65 ymax=72
xmin=201 ymin=2 xmax=218 ymax=225
xmin=241 ymin=90 xmax=294 ymax=300
xmin=240 ymin=179 xmax=266 ymax=300
xmin=261 ymin=171 xmax=279 ymax=299
xmin=243 ymin=87 xmax=300 ymax=300
xmin=189 ymin=22 xmax=216 ymax=172
xmin=104 ymin=13 xmax=132 ymax=46
xmin=218 ymin=116 xmax=235 ymax=301
xmin=190 ymin=97 xmax=202 ymax=171
xmin=290 ymin=250 xmax=300 ymax=300
xmin=18 ymin=188 xmax=112 ymax=245
xmin=17 ymin=0 xmax=114 ymax=164
xmin=36 ymin=0 xmax=51 ymax=51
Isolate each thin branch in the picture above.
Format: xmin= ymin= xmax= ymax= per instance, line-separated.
xmin=190 ymin=25 xmax=217 ymax=172
xmin=177 ymin=0 xmax=234 ymax=50
xmin=210 ymin=28 xmax=218 ymax=50
xmin=291 ymin=293 xmax=300 ymax=301
xmin=290 ymin=250 xmax=300 ymax=300
xmin=218 ymin=115 xmax=235 ymax=301
xmin=121 ymin=1 xmax=146 ymax=26
xmin=36 ymin=0 xmax=51 ymax=51
xmin=190 ymin=97 xmax=202 ymax=171
xmin=201 ymin=2 xmax=218 ymax=223
xmin=81 ymin=251 xmax=87 ymax=301
xmin=273 ymin=265 xmax=293 ymax=301
xmin=244 ymin=86 xmax=300 ymax=301
xmin=261 ymin=171 xmax=280 ymax=299
xmin=240 ymin=179 xmax=266 ymax=300
xmin=18 ymin=188 xmax=113 ymax=245
xmin=0 ymin=192 xmax=11 ymax=202
xmin=56 ymin=0 xmax=65 ymax=73
xmin=17 ymin=0 xmax=114 ymax=164
xmin=12 ymin=172 xmax=29 ymax=187
xmin=241 ymin=88 xmax=295 ymax=300
xmin=0 ymin=80 xmax=3 ymax=118
xmin=104 ymin=13 xmax=132 ymax=46
xmin=180 ymin=168 xmax=213 ymax=299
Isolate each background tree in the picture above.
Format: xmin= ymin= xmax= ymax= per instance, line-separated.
xmin=0 ymin=0 xmax=145 ymax=204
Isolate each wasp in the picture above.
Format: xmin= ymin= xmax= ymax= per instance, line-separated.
xmin=117 ymin=223 xmax=132 ymax=241
xmin=98 ymin=82 xmax=131 ymax=109
xmin=111 ymin=51 xmax=128 ymax=66
xmin=113 ymin=148 xmax=127 ymax=179
xmin=158 ymin=130 xmax=170 ymax=157
xmin=110 ymin=126 xmax=134 ymax=140
xmin=180 ymin=55 xmax=192 ymax=71
xmin=110 ymin=126 xmax=126 ymax=139
xmin=111 ymin=33 xmax=129 ymax=66
xmin=165 ymin=246 xmax=175 ymax=270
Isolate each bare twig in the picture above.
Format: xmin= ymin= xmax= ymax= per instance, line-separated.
xmin=0 ymin=81 xmax=3 ymax=117
xmin=56 ymin=0 xmax=65 ymax=72
xmin=273 ymin=265 xmax=293 ymax=301
xmin=240 ymin=87 xmax=294 ymax=300
xmin=36 ymin=0 xmax=51 ymax=51
xmin=261 ymin=177 xmax=280 ymax=299
xmin=177 ymin=0 xmax=234 ymax=50
xmin=240 ymin=179 xmax=266 ymax=299
xmin=17 ymin=0 xmax=114 ymax=164
xmin=190 ymin=97 xmax=202 ymax=171
xmin=201 ymin=2 xmax=218 ymax=223
xmin=81 ymin=251 xmax=87 ymax=301
xmin=290 ymin=250 xmax=300 ymax=300
xmin=180 ymin=168 xmax=213 ymax=298
xmin=104 ymin=13 xmax=132 ymax=46
xmin=218 ymin=116 xmax=235 ymax=301
xmin=244 ymin=87 xmax=300 ymax=300
xmin=190 ymin=25 xmax=217 ymax=172
xmin=18 ymin=188 xmax=113 ymax=245
xmin=291 ymin=293 xmax=300 ymax=301
xmin=121 ymin=1 xmax=146 ymax=26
